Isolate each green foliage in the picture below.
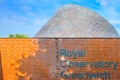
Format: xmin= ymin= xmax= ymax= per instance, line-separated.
xmin=9 ymin=33 xmax=15 ymax=38
xmin=9 ymin=33 xmax=29 ymax=38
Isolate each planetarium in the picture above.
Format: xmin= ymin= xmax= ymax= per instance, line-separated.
xmin=35 ymin=4 xmax=119 ymax=37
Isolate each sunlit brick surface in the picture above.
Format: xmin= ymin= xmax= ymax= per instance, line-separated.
xmin=58 ymin=39 xmax=120 ymax=80
xmin=0 ymin=39 xmax=56 ymax=80
xmin=0 ymin=38 xmax=120 ymax=80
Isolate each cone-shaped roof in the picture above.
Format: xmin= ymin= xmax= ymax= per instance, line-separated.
xmin=35 ymin=4 xmax=119 ymax=37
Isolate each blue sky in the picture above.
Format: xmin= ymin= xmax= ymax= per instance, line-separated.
xmin=0 ymin=0 xmax=120 ymax=37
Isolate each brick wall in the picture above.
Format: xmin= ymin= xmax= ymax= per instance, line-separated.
xmin=0 ymin=38 xmax=120 ymax=80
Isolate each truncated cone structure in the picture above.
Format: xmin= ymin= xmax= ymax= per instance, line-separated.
xmin=35 ymin=4 xmax=119 ymax=37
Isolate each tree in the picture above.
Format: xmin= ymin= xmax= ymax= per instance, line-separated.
xmin=9 ymin=33 xmax=29 ymax=38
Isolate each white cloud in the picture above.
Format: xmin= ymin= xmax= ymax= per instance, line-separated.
xmin=97 ymin=0 xmax=120 ymax=6
xmin=34 ymin=19 xmax=47 ymax=25
xmin=96 ymin=0 xmax=120 ymax=36
xmin=97 ymin=0 xmax=107 ymax=6
xmin=0 ymin=14 xmax=48 ymax=37
xmin=21 ymin=5 xmax=32 ymax=12
xmin=116 ymin=28 xmax=120 ymax=36
xmin=109 ymin=20 xmax=120 ymax=25
xmin=97 ymin=0 xmax=120 ymax=17
xmin=0 ymin=14 xmax=47 ymax=28
xmin=13 ymin=0 xmax=39 ymax=5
